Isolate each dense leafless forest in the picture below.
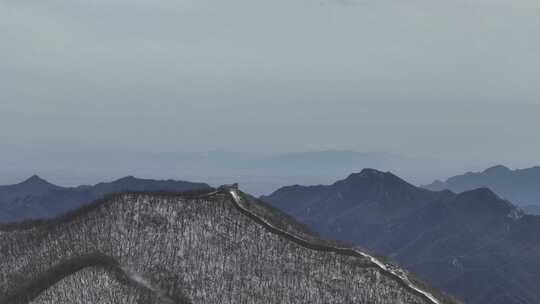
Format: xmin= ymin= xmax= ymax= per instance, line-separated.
xmin=0 ymin=189 xmax=450 ymax=304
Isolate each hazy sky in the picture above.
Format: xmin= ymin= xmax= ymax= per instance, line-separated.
xmin=1 ymin=0 xmax=539 ymax=185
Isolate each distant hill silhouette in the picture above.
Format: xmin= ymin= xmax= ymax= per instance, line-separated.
xmin=262 ymin=169 xmax=540 ymax=304
xmin=424 ymin=165 xmax=540 ymax=207
xmin=523 ymin=204 xmax=540 ymax=215
xmin=0 ymin=176 xmax=211 ymax=223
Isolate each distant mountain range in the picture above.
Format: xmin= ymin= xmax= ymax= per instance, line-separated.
xmin=5 ymin=149 xmax=473 ymax=196
xmin=424 ymin=165 xmax=540 ymax=210
xmin=262 ymin=169 xmax=540 ymax=304
xmin=0 ymin=175 xmax=211 ymax=223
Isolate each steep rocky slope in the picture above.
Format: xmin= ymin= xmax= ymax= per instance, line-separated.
xmin=0 ymin=187 xmax=453 ymax=304
xmin=263 ymin=169 xmax=540 ymax=304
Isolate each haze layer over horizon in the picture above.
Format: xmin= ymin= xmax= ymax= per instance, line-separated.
xmin=1 ymin=0 xmax=539 ymax=192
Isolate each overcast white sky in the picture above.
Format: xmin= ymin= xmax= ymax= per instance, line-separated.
xmin=1 ymin=0 xmax=539 ymax=185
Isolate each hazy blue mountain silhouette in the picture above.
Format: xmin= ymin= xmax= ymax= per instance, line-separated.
xmin=424 ymin=165 xmax=540 ymax=208
xmin=523 ymin=204 xmax=540 ymax=215
xmin=0 ymin=176 xmax=211 ymax=223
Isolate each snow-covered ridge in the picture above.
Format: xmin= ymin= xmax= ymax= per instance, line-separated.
xmin=225 ymin=186 xmax=443 ymax=304
xmin=1 ymin=186 xmax=449 ymax=304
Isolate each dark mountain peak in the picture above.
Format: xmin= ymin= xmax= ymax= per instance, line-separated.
xmin=452 ymin=188 xmax=515 ymax=216
xmin=96 ymin=176 xmax=153 ymax=188
xmin=84 ymin=176 xmax=146 ymax=190
xmin=360 ymin=168 xmax=382 ymax=174
xmin=23 ymin=175 xmax=50 ymax=185
xmin=328 ymin=169 xmax=442 ymax=207
xmin=347 ymin=169 xmax=400 ymax=183
xmin=263 ymin=169 xmax=438 ymax=224
xmin=457 ymin=187 xmax=499 ymax=199
xmin=114 ymin=176 xmax=138 ymax=183
xmin=483 ymin=165 xmax=511 ymax=175
xmin=357 ymin=168 xmax=389 ymax=176
xmin=0 ymin=175 xmax=62 ymax=196
xmin=19 ymin=175 xmax=58 ymax=190
xmin=344 ymin=169 xmax=420 ymax=192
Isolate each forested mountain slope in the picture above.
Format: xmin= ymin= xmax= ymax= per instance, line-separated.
xmin=263 ymin=169 xmax=540 ymax=304
xmin=0 ymin=187 xmax=454 ymax=304
xmin=31 ymin=265 xmax=174 ymax=304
